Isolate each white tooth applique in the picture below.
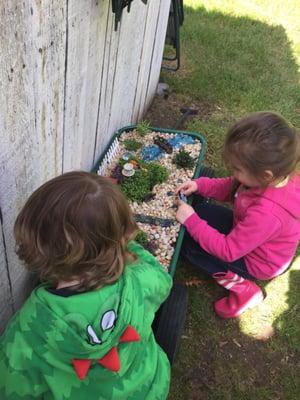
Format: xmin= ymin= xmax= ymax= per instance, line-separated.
xmin=87 ymin=324 xmax=102 ymax=344
xmin=101 ymin=310 xmax=116 ymax=331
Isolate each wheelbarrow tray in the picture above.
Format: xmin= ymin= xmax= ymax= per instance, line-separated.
xmin=92 ymin=124 xmax=206 ymax=277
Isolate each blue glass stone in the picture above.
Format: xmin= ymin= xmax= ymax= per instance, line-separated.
xmin=141 ymin=145 xmax=162 ymax=161
xmin=168 ymin=134 xmax=195 ymax=149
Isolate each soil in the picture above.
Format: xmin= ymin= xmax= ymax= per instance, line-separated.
xmin=144 ymin=93 xmax=215 ymax=131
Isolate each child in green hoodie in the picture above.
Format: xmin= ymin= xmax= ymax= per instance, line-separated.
xmin=0 ymin=171 xmax=172 ymax=400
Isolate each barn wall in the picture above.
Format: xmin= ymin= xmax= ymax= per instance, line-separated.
xmin=0 ymin=0 xmax=171 ymax=331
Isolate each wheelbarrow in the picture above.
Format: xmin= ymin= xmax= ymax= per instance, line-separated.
xmin=92 ymin=125 xmax=212 ymax=363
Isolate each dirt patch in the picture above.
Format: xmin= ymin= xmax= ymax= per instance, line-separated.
xmin=144 ymin=93 xmax=216 ymax=130
xmin=171 ymin=324 xmax=297 ymax=399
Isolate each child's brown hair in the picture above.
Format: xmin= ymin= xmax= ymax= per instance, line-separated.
xmin=223 ymin=111 xmax=300 ymax=186
xmin=14 ymin=171 xmax=138 ymax=291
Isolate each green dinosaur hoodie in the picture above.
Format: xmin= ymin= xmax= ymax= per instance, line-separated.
xmin=0 ymin=241 xmax=172 ymax=399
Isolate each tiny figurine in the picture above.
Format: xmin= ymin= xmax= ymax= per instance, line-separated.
xmin=178 ymin=191 xmax=187 ymax=203
xmin=153 ymin=136 xmax=173 ymax=154
xmin=129 ymin=160 xmax=138 ymax=168
xmin=122 ymin=163 xmax=135 ymax=177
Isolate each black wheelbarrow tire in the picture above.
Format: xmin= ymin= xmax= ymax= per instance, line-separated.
xmin=152 ymin=283 xmax=188 ymax=364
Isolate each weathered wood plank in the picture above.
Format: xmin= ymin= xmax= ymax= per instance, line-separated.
xmin=131 ymin=0 xmax=162 ymax=122
xmin=106 ymin=0 xmax=148 ymax=133
xmin=0 ymin=0 xmax=66 ymax=313
xmin=0 ymin=210 xmax=13 ymax=332
xmin=93 ymin=0 xmax=168 ymax=160
xmin=63 ymin=0 xmax=110 ymax=172
xmin=144 ymin=0 xmax=171 ymax=112
xmin=93 ymin=0 xmax=122 ymax=162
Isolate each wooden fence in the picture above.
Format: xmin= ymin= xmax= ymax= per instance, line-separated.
xmin=0 ymin=0 xmax=171 ymax=331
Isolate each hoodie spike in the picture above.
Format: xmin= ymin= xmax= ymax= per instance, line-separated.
xmin=119 ymin=325 xmax=140 ymax=343
xmin=72 ymin=359 xmax=92 ymax=380
xmin=97 ymin=347 xmax=120 ymax=372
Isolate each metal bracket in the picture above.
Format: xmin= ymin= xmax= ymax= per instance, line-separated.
xmin=112 ymin=0 xmax=148 ymax=31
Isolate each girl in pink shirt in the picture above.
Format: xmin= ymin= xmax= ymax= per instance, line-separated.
xmin=176 ymin=112 xmax=300 ymax=318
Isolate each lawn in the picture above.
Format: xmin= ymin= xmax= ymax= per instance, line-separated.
xmin=156 ymin=1 xmax=300 ymax=399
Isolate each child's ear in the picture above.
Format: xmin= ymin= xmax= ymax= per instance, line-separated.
xmin=263 ymin=170 xmax=274 ymax=182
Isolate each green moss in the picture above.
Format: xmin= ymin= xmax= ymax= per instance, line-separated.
xmin=121 ymin=169 xmax=150 ymax=202
xmin=123 ymin=139 xmax=142 ymax=151
xmin=120 ymin=162 xmax=168 ymax=202
xmin=146 ymin=162 xmax=169 ymax=187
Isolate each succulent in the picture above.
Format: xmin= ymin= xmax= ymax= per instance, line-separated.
xmin=134 ymin=230 xmax=148 ymax=246
xmin=173 ymin=149 xmax=196 ymax=169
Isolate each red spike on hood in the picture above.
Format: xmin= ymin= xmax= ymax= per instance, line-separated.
xmin=72 ymin=359 xmax=92 ymax=380
xmin=119 ymin=325 xmax=140 ymax=343
xmin=97 ymin=347 xmax=120 ymax=372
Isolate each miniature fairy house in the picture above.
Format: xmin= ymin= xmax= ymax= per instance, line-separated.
xmin=0 ymin=0 xmax=171 ymax=331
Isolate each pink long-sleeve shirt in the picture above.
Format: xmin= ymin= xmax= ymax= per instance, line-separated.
xmin=184 ymin=175 xmax=300 ymax=280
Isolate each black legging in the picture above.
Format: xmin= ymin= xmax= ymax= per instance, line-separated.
xmin=180 ymin=200 xmax=255 ymax=280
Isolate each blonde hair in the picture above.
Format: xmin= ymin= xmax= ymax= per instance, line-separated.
xmin=14 ymin=171 xmax=138 ymax=291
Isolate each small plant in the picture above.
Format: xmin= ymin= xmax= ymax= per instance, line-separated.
xmin=123 ymin=139 xmax=142 ymax=151
xmin=146 ymin=162 xmax=169 ymax=187
xmin=134 ymin=230 xmax=148 ymax=246
xmin=173 ymin=149 xmax=196 ymax=169
xmin=136 ymin=120 xmax=151 ymax=137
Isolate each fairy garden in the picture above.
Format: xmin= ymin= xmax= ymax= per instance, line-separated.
xmin=96 ymin=122 xmax=202 ymax=270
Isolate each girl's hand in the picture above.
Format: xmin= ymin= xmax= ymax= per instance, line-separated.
xmin=175 ymin=180 xmax=198 ymax=197
xmin=176 ymin=202 xmax=195 ymax=224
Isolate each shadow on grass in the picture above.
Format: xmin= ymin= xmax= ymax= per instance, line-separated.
xmin=162 ymin=5 xmax=300 ymax=123
xmin=160 ymin=5 xmax=300 ymax=177
xmin=168 ymin=263 xmax=299 ymax=400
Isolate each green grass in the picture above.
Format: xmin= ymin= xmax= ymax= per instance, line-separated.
xmin=162 ymin=1 xmax=300 ymax=398
xmin=163 ymin=0 xmax=300 ymax=175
